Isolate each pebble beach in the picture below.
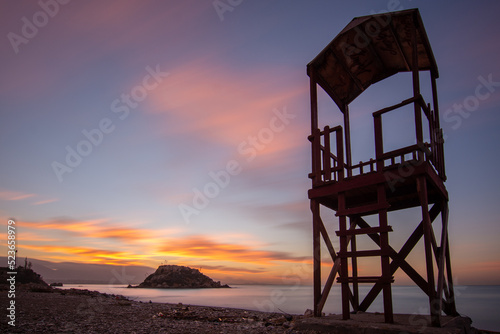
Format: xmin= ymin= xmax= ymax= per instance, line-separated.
xmin=1 ymin=287 xmax=315 ymax=333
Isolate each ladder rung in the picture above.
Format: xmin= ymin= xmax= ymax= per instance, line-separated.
xmin=336 ymin=226 xmax=393 ymax=236
xmin=337 ymin=276 xmax=394 ymax=284
xmin=338 ymin=249 xmax=389 ymax=257
xmin=336 ymin=202 xmax=390 ymax=216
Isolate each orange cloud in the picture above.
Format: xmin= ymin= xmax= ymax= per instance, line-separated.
xmin=21 ymin=218 xmax=106 ymax=233
xmin=19 ymin=218 xmax=153 ymax=243
xmin=194 ymin=264 xmax=266 ymax=274
xmin=157 ymin=235 xmax=309 ymax=265
xmin=22 ymin=244 xmax=148 ymax=266
xmin=91 ymin=227 xmax=152 ymax=241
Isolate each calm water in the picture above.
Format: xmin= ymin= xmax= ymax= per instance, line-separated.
xmin=61 ymin=284 xmax=500 ymax=331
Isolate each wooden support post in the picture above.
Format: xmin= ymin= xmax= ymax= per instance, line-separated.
xmin=445 ymin=232 xmax=458 ymax=315
xmin=310 ymin=73 xmax=321 ymax=187
xmin=343 ymin=105 xmax=352 ymax=177
xmin=310 ymin=73 xmax=318 ymax=133
xmin=417 ymin=177 xmax=440 ymax=327
xmin=431 ymin=73 xmax=440 ymax=129
xmin=311 ymin=200 xmax=322 ymax=317
xmin=374 ymin=114 xmax=384 ymax=171
xmin=442 ymin=200 xmax=458 ymax=315
xmin=338 ymin=192 xmax=350 ymax=320
xmin=431 ymin=73 xmax=446 ymax=180
xmin=311 ymin=129 xmax=322 ymax=186
xmin=336 ymin=127 xmax=344 ymax=181
xmin=436 ymin=201 xmax=449 ymax=317
xmin=350 ymin=217 xmax=359 ymax=312
xmin=411 ymin=19 xmax=423 ymax=163
xmin=378 ymin=185 xmax=393 ymax=323
xmin=323 ymin=126 xmax=331 ymax=181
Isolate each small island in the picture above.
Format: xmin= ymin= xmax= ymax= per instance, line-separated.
xmin=129 ymin=265 xmax=230 ymax=289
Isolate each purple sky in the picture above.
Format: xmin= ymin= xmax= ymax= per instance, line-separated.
xmin=1 ymin=0 xmax=499 ymax=285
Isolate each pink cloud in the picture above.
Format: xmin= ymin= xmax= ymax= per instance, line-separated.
xmin=0 ymin=189 xmax=36 ymax=201
xmin=32 ymin=198 xmax=59 ymax=205
xmin=146 ymin=59 xmax=307 ymax=153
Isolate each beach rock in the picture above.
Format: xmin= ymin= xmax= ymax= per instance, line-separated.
xmin=135 ymin=265 xmax=230 ymax=289
xmin=0 ymin=266 xmax=52 ymax=292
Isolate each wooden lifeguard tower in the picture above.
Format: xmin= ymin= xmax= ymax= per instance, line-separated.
xmin=307 ymin=9 xmax=458 ymax=326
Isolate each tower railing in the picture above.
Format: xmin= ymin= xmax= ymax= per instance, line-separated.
xmin=309 ymin=94 xmax=446 ymax=187
xmin=373 ymin=94 xmax=446 ymax=181
xmin=308 ymin=125 xmax=344 ymax=187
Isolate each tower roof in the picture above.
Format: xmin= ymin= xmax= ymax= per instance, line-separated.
xmin=307 ymin=8 xmax=438 ymax=110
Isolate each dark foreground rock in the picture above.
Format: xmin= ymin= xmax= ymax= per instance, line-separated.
xmin=133 ymin=265 xmax=230 ymax=289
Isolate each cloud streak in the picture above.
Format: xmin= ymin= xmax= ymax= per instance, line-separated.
xmin=0 ymin=189 xmax=35 ymax=201
xmin=158 ymin=235 xmax=309 ymax=265
xmin=21 ymin=244 xmax=148 ymax=266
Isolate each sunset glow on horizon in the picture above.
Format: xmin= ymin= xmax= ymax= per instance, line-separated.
xmin=1 ymin=1 xmax=500 ymax=286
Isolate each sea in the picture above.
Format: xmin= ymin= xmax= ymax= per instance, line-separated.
xmin=60 ymin=284 xmax=500 ymax=331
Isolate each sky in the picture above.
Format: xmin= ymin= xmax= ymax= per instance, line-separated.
xmin=1 ymin=0 xmax=499 ymax=286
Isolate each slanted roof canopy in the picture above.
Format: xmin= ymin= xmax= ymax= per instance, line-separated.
xmin=307 ymin=8 xmax=438 ymax=111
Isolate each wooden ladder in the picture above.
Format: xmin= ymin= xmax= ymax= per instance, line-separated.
xmin=335 ymin=183 xmax=394 ymax=323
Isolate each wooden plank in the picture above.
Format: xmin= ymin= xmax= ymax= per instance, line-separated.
xmin=336 ymin=202 xmax=390 ymax=216
xmin=381 ymin=144 xmax=421 ymax=161
xmin=336 ymin=226 xmax=393 ymax=236
xmin=308 ymin=172 xmax=386 ymax=198
xmin=337 ymin=276 xmax=394 ymax=283
xmin=388 ymin=21 xmax=411 ymax=71
xmin=338 ymin=249 xmax=387 ymax=257
xmin=373 ymin=95 xmax=419 ymax=116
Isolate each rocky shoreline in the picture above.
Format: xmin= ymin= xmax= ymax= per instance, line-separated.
xmin=0 ymin=287 xmax=315 ymax=333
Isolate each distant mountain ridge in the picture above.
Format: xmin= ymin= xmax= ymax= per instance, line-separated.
xmin=0 ymin=257 xmax=154 ymax=284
